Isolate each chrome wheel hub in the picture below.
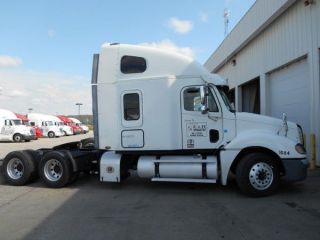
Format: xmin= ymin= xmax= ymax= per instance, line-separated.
xmin=7 ymin=158 xmax=24 ymax=179
xmin=249 ymin=162 xmax=274 ymax=190
xmin=44 ymin=159 xmax=63 ymax=181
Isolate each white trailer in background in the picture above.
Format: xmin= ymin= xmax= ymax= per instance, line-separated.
xmin=49 ymin=115 xmax=73 ymax=136
xmin=28 ymin=113 xmax=63 ymax=138
xmin=69 ymin=117 xmax=89 ymax=134
xmin=0 ymin=109 xmax=34 ymax=142
xmin=1 ymin=44 xmax=308 ymax=197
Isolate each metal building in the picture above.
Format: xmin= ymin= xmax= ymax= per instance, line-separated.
xmin=205 ymin=0 xmax=320 ymax=166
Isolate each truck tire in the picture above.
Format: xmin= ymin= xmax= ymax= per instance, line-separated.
xmin=13 ymin=133 xmax=23 ymax=142
xmin=23 ymin=150 xmax=41 ymax=180
xmin=80 ymin=138 xmax=95 ymax=149
xmin=236 ymin=153 xmax=280 ymax=197
xmin=48 ymin=131 xmax=55 ymax=138
xmin=1 ymin=151 xmax=36 ymax=186
xmin=39 ymin=151 xmax=72 ymax=188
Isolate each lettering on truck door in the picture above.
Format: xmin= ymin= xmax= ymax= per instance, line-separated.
xmin=181 ymin=85 xmax=223 ymax=149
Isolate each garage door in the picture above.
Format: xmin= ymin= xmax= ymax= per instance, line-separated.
xmin=269 ymin=58 xmax=310 ymax=139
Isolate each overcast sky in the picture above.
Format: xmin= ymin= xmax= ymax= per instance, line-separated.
xmin=0 ymin=0 xmax=255 ymax=115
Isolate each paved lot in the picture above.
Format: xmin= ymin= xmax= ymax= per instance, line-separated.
xmin=0 ymin=135 xmax=319 ymax=240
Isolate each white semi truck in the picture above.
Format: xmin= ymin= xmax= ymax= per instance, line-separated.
xmin=1 ymin=44 xmax=308 ymax=196
xmin=49 ymin=115 xmax=73 ymax=136
xmin=28 ymin=113 xmax=64 ymax=138
xmin=69 ymin=117 xmax=89 ymax=134
xmin=0 ymin=109 xmax=34 ymax=142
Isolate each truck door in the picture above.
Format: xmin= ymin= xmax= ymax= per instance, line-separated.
xmin=3 ymin=120 xmax=14 ymax=135
xmin=181 ymin=85 xmax=223 ymax=150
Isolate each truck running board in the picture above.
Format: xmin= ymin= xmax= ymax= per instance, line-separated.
xmin=151 ymin=178 xmax=216 ymax=184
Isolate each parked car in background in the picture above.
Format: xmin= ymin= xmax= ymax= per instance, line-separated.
xmin=69 ymin=117 xmax=89 ymax=134
xmin=0 ymin=109 xmax=34 ymax=142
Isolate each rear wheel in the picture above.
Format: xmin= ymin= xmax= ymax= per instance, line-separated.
xmin=13 ymin=133 xmax=23 ymax=142
xmin=39 ymin=151 xmax=72 ymax=188
xmin=1 ymin=151 xmax=36 ymax=185
xmin=236 ymin=153 xmax=280 ymax=197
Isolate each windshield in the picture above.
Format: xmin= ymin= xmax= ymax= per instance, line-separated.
xmin=216 ymin=86 xmax=235 ymax=113
xmin=12 ymin=119 xmax=22 ymax=125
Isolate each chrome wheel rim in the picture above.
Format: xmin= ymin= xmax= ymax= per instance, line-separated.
xmin=44 ymin=159 xmax=63 ymax=181
xmin=7 ymin=158 xmax=24 ymax=180
xmin=249 ymin=162 xmax=274 ymax=190
xmin=14 ymin=135 xmax=21 ymax=142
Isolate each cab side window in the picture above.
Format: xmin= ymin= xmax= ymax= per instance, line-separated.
xmin=123 ymin=93 xmax=140 ymax=121
xmin=183 ymin=87 xmax=218 ymax=112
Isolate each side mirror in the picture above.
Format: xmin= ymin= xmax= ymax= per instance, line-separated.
xmin=200 ymin=85 xmax=209 ymax=114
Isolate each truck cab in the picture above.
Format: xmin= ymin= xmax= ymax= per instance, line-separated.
xmin=28 ymin=113 xmax=63 ymax=138
xmin=94 ymin=44 xmax=307 ymax=196
xmin=0 ymin=109 xmax=34 ymax=142
xmin=15 ymin=113 xmax=38 ymax=140
xmin=69 ymin=117 xmax=89 ymax=134
xmin=50 ymin=116 xmax=73 ymax=136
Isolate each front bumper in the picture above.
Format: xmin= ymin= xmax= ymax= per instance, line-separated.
xmin=281 ymin=158 xmax=308 ymax=182
xmin=22 ymin=134 xmax=35 ymax=141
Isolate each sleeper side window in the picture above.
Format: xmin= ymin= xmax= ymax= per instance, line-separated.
xmin=123 ymin=93 xmax=140 ymax=121
xmin=121 ymin=90 xmax=143 ymax=128
xmin=121 ymin=56 xmax=146 ymax=74
xmin=183 ymin=86 xmax=218 ymax=112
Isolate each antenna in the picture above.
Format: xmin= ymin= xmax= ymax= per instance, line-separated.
xmin=224 ymin=0 xmax=230 ymax=36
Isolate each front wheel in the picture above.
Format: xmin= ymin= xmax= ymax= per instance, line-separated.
xmin=48 ymin=131 xmax=55 ymax=138
xmin=13 ymin=133 xmax=23 ymax=142
xmin=236 ymin=153 xmax=280 ymax=197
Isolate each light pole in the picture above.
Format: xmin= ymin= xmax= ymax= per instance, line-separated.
xmin=75 ymin=103 xmax=83 ymax=116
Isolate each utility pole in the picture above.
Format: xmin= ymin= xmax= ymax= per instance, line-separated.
xmin=224 ymin=8 xmax=230 ymax=36
xmin=224 ymin=0 xmax=230 ymax=36
xmin=75 ymin=103 xmax=83 ymax=116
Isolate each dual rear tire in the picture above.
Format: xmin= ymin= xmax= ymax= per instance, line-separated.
xmin=1 ymin=151 xmax=37 ymax=185
xmin=38 ymin=151 xmax=74 ymax=188
xmin=1 ymin=150 xmax=77 ymax=188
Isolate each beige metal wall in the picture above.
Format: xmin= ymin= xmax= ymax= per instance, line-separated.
xmin=205 ymin=0 xmax=320 ymax=165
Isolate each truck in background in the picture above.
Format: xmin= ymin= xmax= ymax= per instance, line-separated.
xmin=28 ymin=113 xmax=64 ymax=138
xmin=57 ymin=115 xmax=82 ymax=135
xmin=69 ymin=117 xmax=89 ymax=134
xmin=1 ymin=44 xmax=308 ymax=197
xmin=15 ymin=113 xmax=42 ymax=139
xmin=49 ymin=115 xmax=73 ymax=136
xmin=0 ymin=109 xmax=34 ymax=142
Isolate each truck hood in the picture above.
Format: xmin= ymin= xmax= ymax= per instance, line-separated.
xmin=236 ymin=112 xmax=300 ymax=143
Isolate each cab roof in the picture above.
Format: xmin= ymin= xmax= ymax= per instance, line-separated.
xmin=100 ymin=43 xmax=227 ymax=86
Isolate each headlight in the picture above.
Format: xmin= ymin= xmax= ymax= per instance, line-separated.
xmin=297 ymin=124 xmax=304 ymax=145
xmin=295 ymin=143 xmax=306 ymax=154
